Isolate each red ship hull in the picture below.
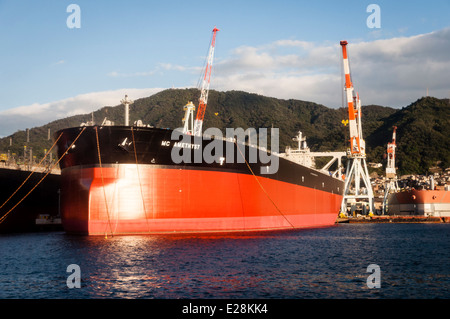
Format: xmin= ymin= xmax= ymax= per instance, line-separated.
xmin=61 ymin=164 xmax=342 ymax=235
xmin=387 ymin=189 xmax=450 ymax=216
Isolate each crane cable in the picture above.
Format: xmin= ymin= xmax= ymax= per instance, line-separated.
xmin=0 ymin=129 xmax=85 ymax=225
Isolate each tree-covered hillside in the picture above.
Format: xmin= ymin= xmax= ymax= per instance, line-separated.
xmin=0 ymin=89 xmax=448 ymax=175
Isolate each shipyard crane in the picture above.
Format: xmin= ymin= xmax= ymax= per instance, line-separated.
xmin=386 ymin=126 xmax=398 ymax=180
xmin=383 ymin=126 xmax=399 ymax=214
xmin=339 ymin=40 xmax=375 ymax=216
xmin=190 ymin=27 xmax=219 ymax=136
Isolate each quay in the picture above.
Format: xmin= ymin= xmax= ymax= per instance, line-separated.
xmin=336 ymin=215 xmax=450 ymax=224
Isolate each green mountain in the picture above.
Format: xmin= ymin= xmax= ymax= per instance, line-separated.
xmin=0 ymin=89 xmax=448 ymax=175
xmin=365 ymin=97 xmax=450 ymax=174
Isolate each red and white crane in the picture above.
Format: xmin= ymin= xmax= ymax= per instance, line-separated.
xmin=190 ymin=27 xmax=219 ymax=136
xmin=386 ymin=126 xmax=397 ymax=179
xmin=339 ymin=40 xmax=374 ymax=216
xmin=340 ymin=41 xmax=365 ymax=156
xmin=383 ymin=126 xmax=399 ymax=213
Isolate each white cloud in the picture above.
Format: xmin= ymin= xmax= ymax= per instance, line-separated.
xmin=347 ymin=28 xmax=450 ymax=106
xmin=213 ymin=40 xmax=342 ymax=105
xmin=271 ymin=39 xmax=314 ymax=49
xmin=0 ymin=88 xmax=164 ymax=137
xmin=213 ymin=27 xmax=450 ymax=107
xmin=2 ymin=28 xmax=449 ymax=137
xmin=159 ymin=63 xmax=201 ymax=72
xmin=107 ymin=70 xmax=157 ymax=77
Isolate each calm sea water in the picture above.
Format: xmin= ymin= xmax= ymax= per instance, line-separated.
xmin=0 ymin=223 xmax=449 ymax=299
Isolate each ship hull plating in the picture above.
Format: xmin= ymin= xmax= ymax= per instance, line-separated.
xmin=57 ymin=126 xmax=344 ymax=235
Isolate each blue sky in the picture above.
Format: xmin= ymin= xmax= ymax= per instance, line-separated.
xmin=0 ymin=0 xmax=449 ymax=136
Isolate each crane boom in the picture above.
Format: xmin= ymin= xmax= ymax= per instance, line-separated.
xmin=193 ymin=27 xmax=219 ymax=136
xmin=340 ymin=40 xmax=364 ymax=156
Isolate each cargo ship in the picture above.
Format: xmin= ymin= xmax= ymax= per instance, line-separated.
xmin=55 ymin=122 xmax=345 ymax=235
xmin=54 ymin=29 xmax=344 ymax=235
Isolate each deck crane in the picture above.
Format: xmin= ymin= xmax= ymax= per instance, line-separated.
xmin=193 ymin=26 xmax=219 ymax=136
xmin=339 ymin=40 xmax=375 ymax=216
xmin=182 ymin=27 xmax=219 ymax=136
xmin=383 ymin=126 xmax=399 ymax=214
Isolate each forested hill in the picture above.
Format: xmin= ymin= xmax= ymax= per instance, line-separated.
xmin=0 ymin=89 xmax=448 ymax=175
xmin=365 ymin=96 xmax=450 ymax=174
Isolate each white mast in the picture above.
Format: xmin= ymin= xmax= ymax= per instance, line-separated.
xmin=121 ymin=94 xmax=133 ymax=126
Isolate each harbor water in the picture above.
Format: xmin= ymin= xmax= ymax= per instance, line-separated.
xmin=0 ymin=223 xmax=449 ymax=299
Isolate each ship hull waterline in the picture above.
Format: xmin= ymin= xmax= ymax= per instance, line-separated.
xmin=57 ymin=126 xmax=344 ymax=236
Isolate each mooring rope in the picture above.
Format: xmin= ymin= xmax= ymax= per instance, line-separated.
xmin=0 ymin=128 xmax=85 ymax=225
xmin=0 ymin=132 xmax=63 ymax=213
xmin=234 ymin=141 xmax=295 ymax=229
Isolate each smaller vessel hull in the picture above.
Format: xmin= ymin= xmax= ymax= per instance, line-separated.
xmin=61 ymin=164 xmax=342 ymax=235
xmin=387 ymin=189 xmax=450 ymax=216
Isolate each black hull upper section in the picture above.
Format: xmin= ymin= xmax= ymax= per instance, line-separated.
xmin=56 ymin=126 xmax=344 ymax=195
xmin=0 ymin=168 xmax=61 ymax=233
